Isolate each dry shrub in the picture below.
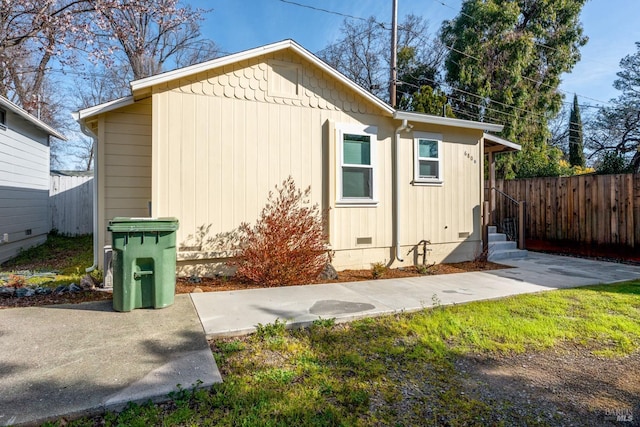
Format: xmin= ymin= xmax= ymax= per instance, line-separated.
xmin=8 ymin=274 xmax=27 ymax=288
xmin=233 ymin=177 xmax=329 ymax=286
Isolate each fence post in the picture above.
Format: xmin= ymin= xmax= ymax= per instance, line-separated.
xmin=518 ymin=201 xmax=525 ymax=250
xmin=483 ymin=200 xmax=490 ymax=253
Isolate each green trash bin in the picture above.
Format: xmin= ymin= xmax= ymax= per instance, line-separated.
xmin=108 ymin=217 xmax=179 ymax=312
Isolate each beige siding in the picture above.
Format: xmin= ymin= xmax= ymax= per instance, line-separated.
xmin=149 ymin=50 xmax=485 ymax=273
xmin=97 ymin=99 xmax=152 ymax=258
xmin=94 ymin=49 xmax=486 ymax=272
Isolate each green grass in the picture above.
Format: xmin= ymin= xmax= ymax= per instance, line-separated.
xmin=48 ymin=279 xmax=640 ymax=426
xmin=0 ymin=233 xmax=95 ymax=288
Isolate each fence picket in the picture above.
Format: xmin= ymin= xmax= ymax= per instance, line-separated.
xmin=490 ymin=174 xmax=637 ymax=248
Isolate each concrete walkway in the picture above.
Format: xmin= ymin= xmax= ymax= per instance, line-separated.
xmin=192 ymin=253 xmax=640 ymax=338
xmin=0 ymin=295 xmax=221 ymax=427
xmin=1 ymin=252 xmax=639 ymax=425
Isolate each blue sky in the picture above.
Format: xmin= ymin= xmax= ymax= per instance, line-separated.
xmin=195 ymin=0 xmax=640 ymax=109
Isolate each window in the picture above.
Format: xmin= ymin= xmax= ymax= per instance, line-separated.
xmin=414 ymin=132 xmax=443 ymax=184
xmin=0 ymin=108 xmax=6 ymax=130
xmin=336 ymin=124 xmax=377 ymax=204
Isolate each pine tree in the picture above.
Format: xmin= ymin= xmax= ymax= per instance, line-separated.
xmin=568 ymin=94 xmax=586 ymax=167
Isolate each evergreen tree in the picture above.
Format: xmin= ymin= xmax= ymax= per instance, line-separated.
xmin=568 ymin=94 xmax=586 ymax=167
xmin=440 ymin=0 xmax=587 ymax=178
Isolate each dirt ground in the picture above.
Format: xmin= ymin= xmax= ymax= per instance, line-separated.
xmin=454 ymin=345 xmax=640 ymax=426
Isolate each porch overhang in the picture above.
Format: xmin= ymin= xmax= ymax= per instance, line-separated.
xmin=483 ymin=133 xmax=521 ymax=153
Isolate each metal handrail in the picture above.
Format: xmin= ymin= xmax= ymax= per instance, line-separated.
xmin=489 ymin=187 xmax=519 ymax=206
xmin=485 ymin=187 xmax=525 ymax=249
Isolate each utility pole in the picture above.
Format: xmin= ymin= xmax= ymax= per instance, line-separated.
xmin=390 ymin=0 xmax=398 ymax=107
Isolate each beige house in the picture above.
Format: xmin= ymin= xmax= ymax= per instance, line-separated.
xmin=74 ymin=40 xmax=518 ymax=275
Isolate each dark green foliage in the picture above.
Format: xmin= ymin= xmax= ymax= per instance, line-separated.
xmin=568 ymin=94 xmax=586 ymax=167
xmin=596 ymin=151 xmax=630 ymax=175
xmin=441 ymin=0 xmax=588 ymax=178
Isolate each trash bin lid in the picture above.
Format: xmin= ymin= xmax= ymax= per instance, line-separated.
xmin=107 ymin=217 xmax=179 ymax=232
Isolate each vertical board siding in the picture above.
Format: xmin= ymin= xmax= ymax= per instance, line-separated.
xmin=493 ymin=174 xmax=640 ymax=248
xmin=75 ymin=48 xmax=487 ymax=270
xmin=49 ymin=175 xmax=93 ymax=235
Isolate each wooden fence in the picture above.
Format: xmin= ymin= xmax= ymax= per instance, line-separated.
xmin=49 ymin=173 xmax=93 ymax=236
xmin=493 ymin=174 xmax=640 ymax=248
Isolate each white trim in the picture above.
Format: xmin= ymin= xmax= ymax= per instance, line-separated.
xmin=73 ymin=96 xmax=135 ymax=121
xmin=0 ymin=95 xmax=66 ymax=140
xmin=394 ymin=110 xmax=503 ymax=132
xmin=130 ymin=39 xmax=394 ymax=116
xmin=335 ymin=123 xmax=378 ymax=206
xmin=483 ymin=132 xmax=521 ymax=151
xmin=413 ymin=132 xmax=443 ymax=185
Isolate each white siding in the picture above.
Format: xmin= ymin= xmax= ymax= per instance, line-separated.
xmin=0 ymin=110 xmax=50 ymax=264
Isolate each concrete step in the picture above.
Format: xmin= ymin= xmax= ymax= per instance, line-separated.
xmin=488 ymin=225 xmax=497 ymax=234
xmin=488 ymin=232 xmax=506 ymax=242
xmin=489 ymin=240 xmax=517 ymax=251
xmin=489 ymin=249 xmax=528 ymax=261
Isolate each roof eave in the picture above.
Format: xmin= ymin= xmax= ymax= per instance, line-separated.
xmin=483 ymin=132 xmax=521 ymax=152
xmin=394 ymin=110 xmax=504 ymax=132
xmin=0 ymin=96 xmax=67 ymax=140
xmin=73 ymin=96 xmax=135 ymax=122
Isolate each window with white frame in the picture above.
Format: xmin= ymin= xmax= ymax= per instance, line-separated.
xmin=0 ymin=108 xmax=6 ymax=130
xmin=336 ymin=124 xmax=377 ymax=204
xmin=414 ymin=132 xmax=443 ymax=184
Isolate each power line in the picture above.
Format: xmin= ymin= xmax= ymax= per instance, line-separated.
xmin=278 ymin=0 xmax=370 ymax=23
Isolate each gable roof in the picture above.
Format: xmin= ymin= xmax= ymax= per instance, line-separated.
xmin=76 ymin=40 xmax=507 ymax=135
xmin=0 ymin=95 xmax=66 ymax=140
xmin=129 ymin=39 xmax=395 ymax=116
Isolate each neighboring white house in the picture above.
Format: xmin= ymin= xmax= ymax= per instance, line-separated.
xmin=0 ymin=96 xmax=66 ymax=264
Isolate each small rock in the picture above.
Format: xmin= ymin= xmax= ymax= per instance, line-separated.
xmin=188 ymin=275 xmax=202 ymax=284
xmin=80 ymin=275 xmax=96 ymax=289
xmin=15 ymin=287 xmax=35 ymax=298
xmin=192 ymin=287 xmax=204 ymax=293
xmin=68 ymin=283 xmax=83 ymax=293
xmin=35 ymin=286 xmax=52 ymax=295
xmin=318 ymin=263 xmax=338 ymax=280
xmin=55 ymin=285 xmax=68 ymax=294
xmin=0 ymin=286 xmax=15 ymax=297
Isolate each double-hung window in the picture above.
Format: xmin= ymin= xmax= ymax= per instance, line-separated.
xmin=0 ymin=108 xmax=6 ymax=130
xmin=414 ymin=132 xmax=443 ymax=185
xmin=336 ymin=124 xmax=377 ymax=205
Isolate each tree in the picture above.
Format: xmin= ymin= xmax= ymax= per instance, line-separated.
xmin=92 ymin=0 xmax=219 ymax=80
xmin=0 ymin=1 xmax=216 ymax=113
xmin=440 ymin=0 xmax=588 ymax=178
xmin=586 ymin=42 xmax=640 ymax=172
xmin=568 ymin=94 xmax=585 ymax=167
xmin=318 ymin=17 xmax=387 ymax=96
xmin=318 ymin=15 xmax=444 ymax=103
xmin=395 ymin=45 xmax=451 ymax=115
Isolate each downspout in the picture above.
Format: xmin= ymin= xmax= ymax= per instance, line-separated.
xmin=73 ymin=114 xmax=99 ymax=273
xmin=394 ymin=119 xmax=412 ymax=262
